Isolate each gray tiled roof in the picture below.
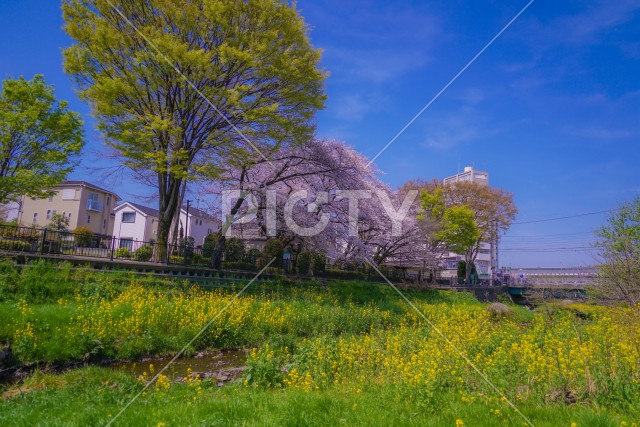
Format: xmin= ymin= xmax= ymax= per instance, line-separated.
xmin=114 ymin=201 xmax=218 ymax=222
xmin=114 ymin=201 xmax=159 ymax=217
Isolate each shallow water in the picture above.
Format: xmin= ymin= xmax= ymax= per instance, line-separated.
xmin=111 ymin=349 xmax=247 ymax=385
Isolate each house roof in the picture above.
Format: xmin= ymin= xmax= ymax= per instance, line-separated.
xmin=114 ymin=201 xmax=218 ymax=224
xmin=182 ymin=205 xmax=217 ymax=222
xmin=60 ymin=181 xmax=122 ymax=200
xmin=114 ymin=201 xmax=159 ymax=218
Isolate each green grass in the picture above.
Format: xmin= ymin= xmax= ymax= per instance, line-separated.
xmin=1 ymin=259 xmax=638 ymax=426
xmin=0 ymin=367 xmax=634 ymax=427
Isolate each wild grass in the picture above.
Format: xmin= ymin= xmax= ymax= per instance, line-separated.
xmin=1 ymin=259 xmax=638 ymax=426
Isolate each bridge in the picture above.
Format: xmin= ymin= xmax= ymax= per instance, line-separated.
xmin=432 ymin=267 xmax=598 ymax=303
xmin=500 ymin=267 xmax=597 ymax=288
xmin=499 ymin=267 xmax=597 ymax=303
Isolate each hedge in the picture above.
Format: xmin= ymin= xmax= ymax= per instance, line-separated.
xmin=114 ymin=247 xmax=131 ymax=259
xmin=133 ymin=245 xmax=153 ymax=262
xmin=221 ymin=261 xmax=257 ymax=272
xmin=325 ymin=269 xmax=366 ymax=281
xmin=0 ymin=239 xmax=32 ymax=252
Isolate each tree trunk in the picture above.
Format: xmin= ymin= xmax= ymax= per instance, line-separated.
xmin=157 ymin=173 xmax=183 ymax=264
xmin=465 ymin=254 xmax=473 ymax=284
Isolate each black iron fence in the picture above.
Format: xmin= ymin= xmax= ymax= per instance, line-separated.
xmin=0 ymin=224 xmax=473 ymax=284
xmin=0 ymin=223 xmax=217 ymax=267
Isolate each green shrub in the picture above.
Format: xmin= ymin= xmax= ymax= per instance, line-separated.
xmin=263 ymin=239 xmax=284 ymax=267
xmin=326 ymin=269 xmax=366 ymax=281
xmin=73 ymin=226 xmax=94 ymax=248
xmin=296 ymin=251 xmax=311 ymax=275
xmin=222 ymin=261 xmax=257 ymax=271
xmin=0 ymin=239 xmax=32 ymax=252
xmin=202 ymin=232 xmax=221 ymax=259
xmin=168 ymin=255 xmax=184 ymax=264
xmin=311 ymin=252 xmax=326 ymax=276
xmin=178 ymin=236 xmax=195 ymax=259
xmin=244 ymin=248 xmax=261 ymax=266
xmin=114 ymin=247 xmax=131 ymax=259
xmin=133 ymin=245 xmax=153 ymax=262
xmin=224 ymin=237 xmax=246 ymax=262
xmin=48 ymin=213 xmax=70 ymax=232
xmin=192 ymin=253 xmax=206 ymax=266
xmin=264 ymin=266 xmax=283 ymax=276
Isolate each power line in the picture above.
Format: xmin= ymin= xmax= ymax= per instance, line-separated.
xmin=512 ymin=209 xmax=613 ymax=225
xmin=500 ymin=246 xmax=598 ymax=252
xmin=502 ymin=231 xmax=594 ymax=238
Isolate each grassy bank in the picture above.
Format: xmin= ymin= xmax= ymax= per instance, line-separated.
xmin=0 ymin=259 xmax=479 ymax=363
xmin=1 ymin=367 xmax=634 ymax=427
xmin=1 ymin=259 xmax=639 ymax=426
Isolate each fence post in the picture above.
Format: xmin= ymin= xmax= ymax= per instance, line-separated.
xmin=40 ymin=228 xmax=47 ymax=254
xmin=110 ymin=236 xmax=115 ymax=261
xmin=184 ymin=241 xmax=188 ymax=266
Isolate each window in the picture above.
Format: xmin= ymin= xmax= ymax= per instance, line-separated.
xmin=86 ymin=192 xmax=102 ymax=211
xmin=62 ymin=189 xmax=75 ymax=200
xmin=68 ymin=213 xmax=72 ymax=219
xmin=122 ymin=212 xmax=136 ymax=223
xmin=103 ymin=219 xmax=107 ymax=229
xmin=119 ymin=238 xmax=133 ymax=251
xmin=87 ymin=215 xmax=91 ymax=224
xmin=46 ymin=210 xmax=51 ymax=220
xmin=33 ymin=212 xmax=38 ymax=222
xmin=106 ymin=196 xmax=111 ymax=206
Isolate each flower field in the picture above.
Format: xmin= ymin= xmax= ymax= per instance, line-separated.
xmin=1 ymin=261 xmax=639 ymax=426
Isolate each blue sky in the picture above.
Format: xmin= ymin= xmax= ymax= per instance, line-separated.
xmin=1 ymin=0 xmax=639 ymax=267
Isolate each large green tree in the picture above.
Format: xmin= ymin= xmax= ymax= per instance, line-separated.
xmin=595 ymin=198 xmax=640 ymax=309
xmin=419 ymin=188 xmax=479 ymax=282
xmin=0 ymin=75 xmax=84 ymax=204
xmin=419 ymin=181 xmax=516 ymax=282
xmin=62 ymin=0 xmax=326 ymax=261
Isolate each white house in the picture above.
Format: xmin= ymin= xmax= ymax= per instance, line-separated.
xmin=181 ymin=205 xmax=219 ymax=246
xmin=112 ymin=202 xmax=161 ymax=251
xmin=112 ymin=201 xmax=219 ymax=250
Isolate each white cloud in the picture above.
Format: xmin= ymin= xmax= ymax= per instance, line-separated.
xmin=581 ymin=128 xmax=638 ymax=140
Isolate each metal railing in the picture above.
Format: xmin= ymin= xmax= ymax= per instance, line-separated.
xmin=86 ymin=199 xmax=103 ymax=212
xmin=0 ymin=223 xmax=217 ymax=267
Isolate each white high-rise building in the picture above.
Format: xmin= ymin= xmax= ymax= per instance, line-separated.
xmin=443 ymin=166 xmax=489 ymax=186
xmin=441 ymin=166 xmax=497 ymax=281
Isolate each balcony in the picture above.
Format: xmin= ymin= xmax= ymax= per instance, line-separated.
xmin=86 ymin=199 xmax=103 ymax=212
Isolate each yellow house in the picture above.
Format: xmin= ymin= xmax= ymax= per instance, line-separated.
xmin=17 ymin=181 xmax=121 ymax=235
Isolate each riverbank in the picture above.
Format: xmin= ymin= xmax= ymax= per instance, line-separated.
xmin=1 ymin=260 xmax=638 ymax=426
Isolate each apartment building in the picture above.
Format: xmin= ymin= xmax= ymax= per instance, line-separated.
xmin=443 ymin=166 xmax=489 ymax=186
xmin=17 ymin=181 xmax=121 ymax=235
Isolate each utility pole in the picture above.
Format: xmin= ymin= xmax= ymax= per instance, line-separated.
xmin=184 ymin=200 xmax=191 ymax=266
xmin=184 ymin=200 xmax=191 ymax=239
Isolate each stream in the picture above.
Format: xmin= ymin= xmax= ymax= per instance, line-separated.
xmin=110 ymin=349 xmax=248 ymax=385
